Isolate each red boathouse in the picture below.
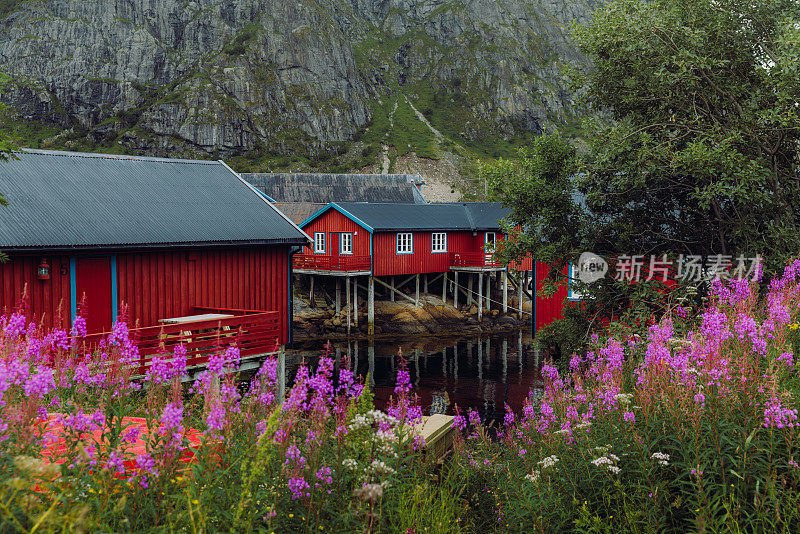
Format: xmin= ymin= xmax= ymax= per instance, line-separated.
xmin=293 ymin=202 xmax=572 ymax=333
xmin=0 ymin=149 xmax=310 ymax=349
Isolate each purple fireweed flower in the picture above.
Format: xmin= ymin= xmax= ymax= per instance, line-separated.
xmin=764 ymin=397 xmax=798 ymax=428
xmin=468 ymin=409 xmax=482 ymax=427
xmin=70 ymin=315 xmax=87 ymax=339
xmin=288 ymin=475 xmax=311 ymax=500
xmin=503 ymin=405 xmax=515 ymax=426
xmin=315 ymin=466 xmax=333 ymax=485
xmin=454 ymin=414 xmax=467 ymax=432
xmin=3 ymin=312 xmax=26 ymax=338
xmin=24 ymin=367 xmax=56 ymax=398
xmin=778 ymin=351 xmax=795 ymax=367
xmin=106 ymin=449 xmax=125 ymax=474
xmin=623 ymin=411 xmax=635 ymax=423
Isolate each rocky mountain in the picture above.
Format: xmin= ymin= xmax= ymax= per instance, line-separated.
xmin=0 ymin=0 xmax=602 ymax=174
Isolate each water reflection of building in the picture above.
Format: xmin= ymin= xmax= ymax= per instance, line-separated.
xmin=430 ymin=390 xmax=450 ymax=414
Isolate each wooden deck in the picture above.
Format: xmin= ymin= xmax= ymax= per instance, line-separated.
xmin=80 ymin=309 xmax=281 ymax=375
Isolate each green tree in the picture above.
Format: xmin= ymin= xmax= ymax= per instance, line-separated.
xmin=485 ymin=0 xmax=800 ymax=347
xmin=572 ymin=0 xmax=800 ymax=271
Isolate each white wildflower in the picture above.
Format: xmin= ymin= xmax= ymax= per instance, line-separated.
xmin=524 ymin=470 xmax=540 ymax=483
xmin=591 ymin=456 xmax=612 ymax=467
xmin=607 ymin=465 xmax=621 ymax=474
xmin=342 ymin=458 xmax=358 ymax=471
xmin=615 ymin=393 xmax=634 ymax=405
xmin=651 ymin=452 xmax=670 ymax=466
xmin=574 ymin=421 xmax=592 ymax=430
xmin=538 ymin=455 xmax=559 ymax=469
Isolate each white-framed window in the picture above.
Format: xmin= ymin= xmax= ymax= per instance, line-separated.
xmin=314 ymin=232 xmax=325 ymax=254
xmin=431 ymin=232 xmax=447 ymax=253
xmin=567 ymin=263 xmax=589 ymax=300
xmin=396 ymin=232 xmax=413 ymax=254
xmin=340 ymin=233 xmax=353 ymax=255
xmin=484 ymin=232 xmax=497 ymax=253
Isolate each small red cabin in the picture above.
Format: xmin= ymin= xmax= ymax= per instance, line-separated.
xmin=294 ymin=202 xmax=573 ymax=331
xmin=0 ymin=149 xmax=310 ymax=346
xmin=296 ymin=202 xmax=533 ymax=276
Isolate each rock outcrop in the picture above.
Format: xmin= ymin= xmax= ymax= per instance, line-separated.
xmin=0 ymin=0 xmax=603 ymax=160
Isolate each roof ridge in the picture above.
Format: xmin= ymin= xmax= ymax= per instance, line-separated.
xmin=20 ymin=148 xmax=222 ymax=165
xmin=462 ymin=203 xmax=477 ymax=231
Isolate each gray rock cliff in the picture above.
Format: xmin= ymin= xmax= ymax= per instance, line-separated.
xmin=0 ymin=0 xmax=603 ymax=159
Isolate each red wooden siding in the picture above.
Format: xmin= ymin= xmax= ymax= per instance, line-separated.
xmin=1 ymin=246 xmax=293 ymax=344
xmin=117 ymin=246 xmax=292 ymax=343
xmin=534 ymin=262 xmax=569 ymax=331
xmin=0 ymin=255 xmax=72 ymax=329
xmin=373 ymin=231 xmax=476 ymax=276
xmin=301 ymin=210 xmax=370 ymax=257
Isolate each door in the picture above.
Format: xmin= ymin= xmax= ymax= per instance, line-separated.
xmin=484 ymin=233 xmax=497 ymax=265
xmin=75 ymin=256 xmax=113 ymax=333
xmin=329 ymin=232 xmax=340 ymax=269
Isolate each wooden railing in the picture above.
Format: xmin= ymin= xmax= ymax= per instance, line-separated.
xmin=450 ymin=252 xmax=504 ymax=268
xmin=293 ymin=254 xmax=371 ymax=272
xmin=81 ymin=311 xmax=281 ymax=374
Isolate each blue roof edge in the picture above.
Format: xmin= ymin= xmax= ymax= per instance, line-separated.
xmin=299 ymin=203 xmax=375 ymax=233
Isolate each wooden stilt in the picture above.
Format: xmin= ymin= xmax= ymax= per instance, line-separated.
xmin=424 ymin=273 xmax=428 ymax=294
xmin=502 ymin=271 xmax=508 ymax=313
xmin=442 ymin=273 xmax=447 ymax=304
xmin=368 ymin=276 xmax=375 ymax=336
xmin=485 ymin=273 xmax=491 ymax=311
xmin=346 ymin=276 xmax=351 ymax=335
xmin=310 ymin=275 xmax=315 ymax=308
xmin=477 ymin=272 xmax=483 ymax=320
xmin=390 ymin=276 xmax=395 ymax=302
xmin=454 ymin=271 xmax=459 ymax=308
xmin=467 ymin=274 xmax=473 ymax=305
xmin=517 ymin=271 xmax=523 ymax=319
xmin=336 ymin=279 xmax=341 ymax=315
xmin=375 ymin=277 xmax=416 ymax=304
xmin=415 ymin=274 xmax=420 ymax=307
xmin=353 ymin=277 xmax=359 ymax=327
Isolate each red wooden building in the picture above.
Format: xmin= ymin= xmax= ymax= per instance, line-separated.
xmin=0 ymin=149 xmax=310 ymax=350
xmin=294 ymin=202 xmax=571 ymax=333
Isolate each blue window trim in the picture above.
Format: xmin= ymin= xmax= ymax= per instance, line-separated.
xmin=396 ymin=232 xmax=413 ymax=255
xmin=431 ymin=232 xmax=447 ymax=253
xmin=111 ymin=255 xmax=118 ymax=322
xmin=484 ymin=232 xmax=497 ymax=252
xmin=567 ymin=263 xmax=584 ymax=301
xmin=69 ymin=256 xmax=77 ymax=325
xmin=340 ymin=233 xmax=354 ymax=255
xmin=313 ymin=232 xmax=325 ymax=254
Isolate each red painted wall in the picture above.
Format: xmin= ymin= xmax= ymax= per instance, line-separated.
xmin=117 ymin=246 xmax=292 ymax=343
xmin=534 ymin=262 xmax=569 ymax=331
xmin=301 ymin=210 xmax=370 ymax=257
xmin=1 ymin=246 xmax=293 ymax=344
xmin=373 ymin=231 xmax=476 ymax=276
xmin=0 ymin=254 xmax=72 ymax=329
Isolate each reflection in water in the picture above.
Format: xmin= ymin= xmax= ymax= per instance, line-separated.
xmin=286 ymin=330 xmax=544 ymax=425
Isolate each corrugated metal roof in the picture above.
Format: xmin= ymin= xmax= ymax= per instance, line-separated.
xmin=0 ymin=149 xmax=309 ymax=251
xmin=242 ymin=173 xmax=428 ymax=204
xmin=324 ymin=202 xmax=510 ymax=232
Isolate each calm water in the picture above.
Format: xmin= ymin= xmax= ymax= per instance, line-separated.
xmin=285 ymin=330 xmax=546 ymax=425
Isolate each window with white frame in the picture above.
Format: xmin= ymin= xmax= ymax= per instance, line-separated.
xmin=431 ymin=232 xmax=447 ymax=253
xmin=340 ymin=233 xmax=353 ymax=255
xmin=314 ymin=232 xmax=325 ymax=254
xmin=396 ymin=232 xmax=413 ymax=254
xmin=567 ymin=263 xmax=590 ymax=300
xmin=484 ymin=232 xmax=497 ymax=253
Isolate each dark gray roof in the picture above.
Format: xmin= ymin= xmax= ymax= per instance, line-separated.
xmin=312 ymin=202 xmax=510 ymax=232
xmin=242 ymin=173 xmax=427 ymax=204
xmin=0 ymin=149 xmax=309 ymax=251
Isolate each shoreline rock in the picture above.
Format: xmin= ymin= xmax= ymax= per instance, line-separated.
xmin=293 ymin=294 xmax=532 ymax=342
